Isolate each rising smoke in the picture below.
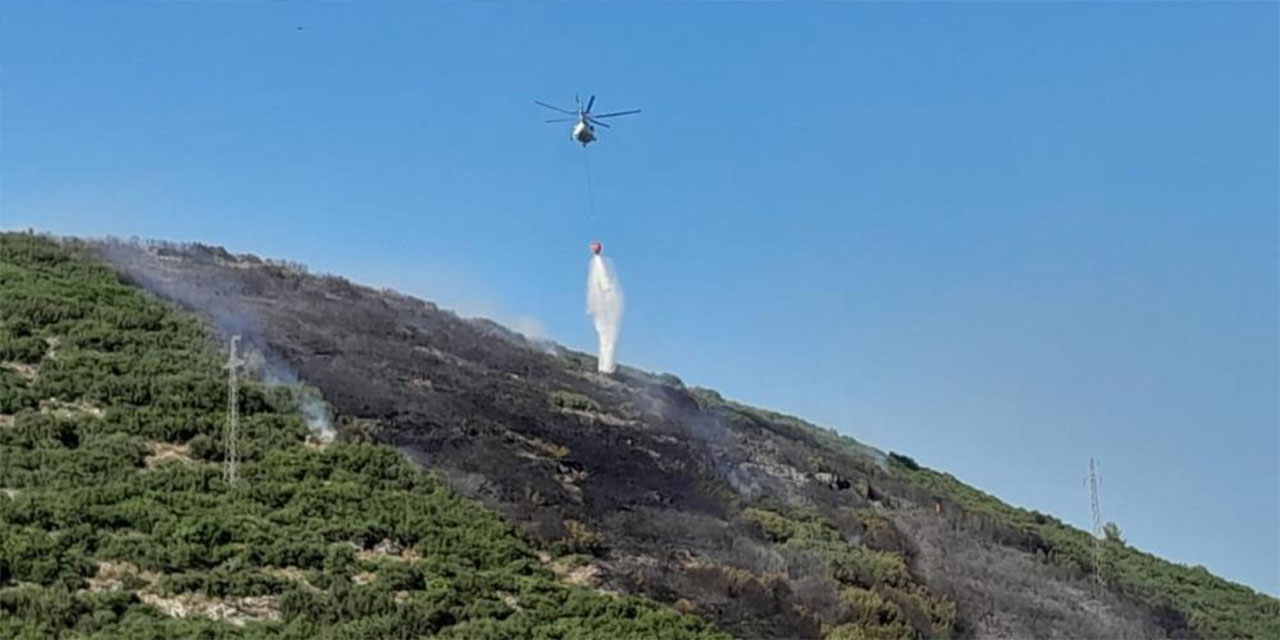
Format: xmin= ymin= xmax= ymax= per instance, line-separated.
xmin=94 ymin=238 xmax=336 ymax=441
xmin=261 ymin=360 xmax=335 ymax=441
xmin=586 ymin=254 xmax=624 ymax=374
xmin=299 ymin=388 xmax=336 ymax=441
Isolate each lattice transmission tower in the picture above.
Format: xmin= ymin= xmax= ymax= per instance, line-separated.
xmin=224 ymin=335 xmax=243 ymax=485
xmin=1088 ymin=457 xmax=1103 ymax=586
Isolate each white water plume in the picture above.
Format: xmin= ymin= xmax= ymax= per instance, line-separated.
xmin=586 ymin=255 xmax=624 ymax=374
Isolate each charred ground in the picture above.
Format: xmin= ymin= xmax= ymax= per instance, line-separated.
xmin=93 ymin=238 xmax=1278 ymax=639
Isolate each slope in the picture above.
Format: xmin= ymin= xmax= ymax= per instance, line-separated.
xmin=87 ymin=235 xmax=1280 ymax=639
xmin=0 ymin=232 xmax=725 ymax=639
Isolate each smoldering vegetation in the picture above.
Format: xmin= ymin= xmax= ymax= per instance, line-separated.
xmin=88 ymin=237 xmax=1195 ymax=639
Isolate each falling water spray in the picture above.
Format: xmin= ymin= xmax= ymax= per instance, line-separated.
xmin=586 ymin=244 xmax=624 ymax=374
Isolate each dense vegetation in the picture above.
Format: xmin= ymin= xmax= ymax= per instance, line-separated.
xmin=889 ymin=457 xmax=1280 ymax=639
xmin=0 ymin=233 xmax=726 ymax=639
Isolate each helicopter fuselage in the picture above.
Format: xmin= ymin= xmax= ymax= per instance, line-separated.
xmin=573 ymin=119 xmax=595 ymax=146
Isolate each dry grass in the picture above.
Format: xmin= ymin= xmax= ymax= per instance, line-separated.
xmin=263 ymin=567 xmax=320 ymax=593
xmin=506 ymin=430 xmax=570 ymax=459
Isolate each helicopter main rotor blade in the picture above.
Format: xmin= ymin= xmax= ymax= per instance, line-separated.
xmin=590 ymin=109 xmax=641 ymax=119
xmin=585 ymin=95 xmax=596 ymax=113
xmin=545 ymin=117 xmax=577 ymax=123
xmin=534 ymin=100 xmax=577 ymax=116
xmin=586 ymin=117 xmax=611 ymax=128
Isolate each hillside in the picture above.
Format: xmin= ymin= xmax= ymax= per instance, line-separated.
xmin=3 ymin=231 xmax=1278 ymax=638
xmin=0 ymin=233 xmax=724 ymax=638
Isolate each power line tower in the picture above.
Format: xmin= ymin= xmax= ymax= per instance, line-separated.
xmin=1088 ymin=457 xmax=1103 ymax=586
xmin=224 ymin=335 xmax=243 ymax=486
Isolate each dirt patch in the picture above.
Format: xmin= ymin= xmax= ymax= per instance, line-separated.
xmin=564 ymin=563 xmax=601 ymax=587
xmin=140 ymin=592 xmax=280 ymax=626
xmin=145 ymin=441 xmax=193 ymax=467
xmin=1 ymin=361 xmax=38 ymax=379
xmin=85 ymin=561 xmax=160 ymax=593
xmin=499 ymin=591 xmax=522 ymax=610
xmin=556 ymin=463 xmax=590 ymax=501
xmin=43 ymin=337 xmax=60 ymax=360
xmin=540 ymin=552 xmax=607 ymax=591
xmin=39 ymin=398 xmax=104 ymax=419
xmin=356 ymin=539 xmax=420 ymax=563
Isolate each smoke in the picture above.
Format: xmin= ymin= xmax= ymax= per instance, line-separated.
xmin=586 ymin=254 xmax=624 ymax=374
xmin=300 ymin=392 xmax=335 ymax=441
xmin=91 ymin=238 xmax=337 ymax=441
xmin=261 ymin=359 xmax=335 ymax=442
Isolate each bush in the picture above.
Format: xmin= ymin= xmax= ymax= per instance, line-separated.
xmin=548 ymin=390 xmax=600 ymax=413
xmin=887 ymin=452 xmax=919 ymax=471
xmin=0 ymin=336 xmax=46 ymax=364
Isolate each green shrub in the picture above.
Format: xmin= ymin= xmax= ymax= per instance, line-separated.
xmin=548 ymin=390 xmax=600 ymax=413
xmin=887 ymin=452 xmax=919 ymax=471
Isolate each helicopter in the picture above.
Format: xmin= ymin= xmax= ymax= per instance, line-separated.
xmin=536 ymin=95 xmax=640 ymax=147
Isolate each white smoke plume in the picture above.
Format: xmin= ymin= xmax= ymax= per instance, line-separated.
xmin=586 ymin=254 xmax=624 ymax=374
xmin=262 ymin=359 xmax=334 ymax=442
xmin=301 ymin=393 xmax=335 ymax=442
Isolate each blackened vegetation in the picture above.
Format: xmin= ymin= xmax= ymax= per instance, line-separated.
xmin=92 ymin=238 xmax=1276 ymax=639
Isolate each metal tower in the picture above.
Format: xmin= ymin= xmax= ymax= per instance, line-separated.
xmin=1088 ymin=457 xmax=1103 ymax=585
xmin=225 ymin=335 xmax=243 ymax=485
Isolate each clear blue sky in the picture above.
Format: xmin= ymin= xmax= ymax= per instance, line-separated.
xmin=3 ymin=2 xmax=1277 ymax=595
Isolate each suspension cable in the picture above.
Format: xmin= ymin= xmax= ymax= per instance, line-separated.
xmin=582 ymin=149 xmax=597 ymax=225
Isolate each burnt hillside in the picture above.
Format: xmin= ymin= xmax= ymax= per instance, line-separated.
xmin=91 ymin=238 xmax=1277 ymax=639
